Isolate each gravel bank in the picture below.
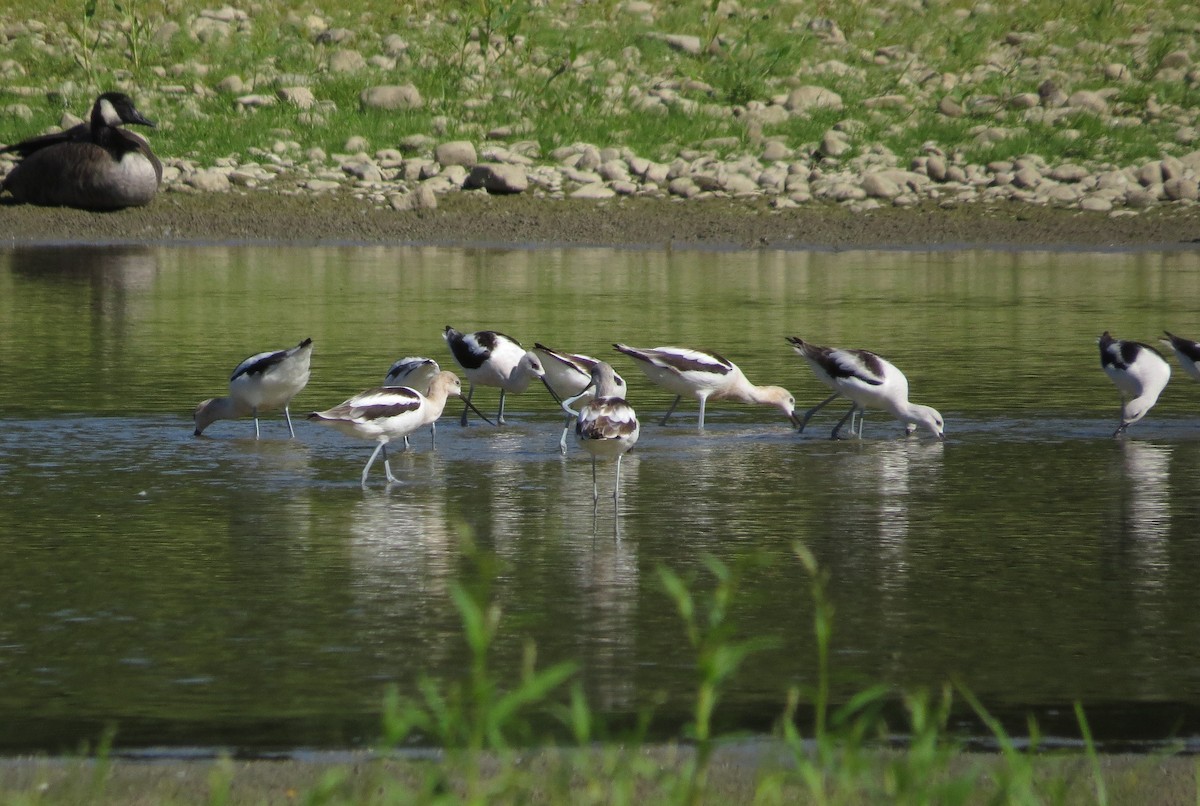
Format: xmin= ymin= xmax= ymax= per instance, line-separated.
xmin=2 ymin=192 xmax=1198 ymax=249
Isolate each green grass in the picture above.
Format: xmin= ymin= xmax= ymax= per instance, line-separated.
xmin=2 ymin=0 xmax=1198 ymax=173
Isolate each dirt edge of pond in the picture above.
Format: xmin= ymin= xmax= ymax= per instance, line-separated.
xmin=2 ymin=192 xmax=1199 ymax=249
xmin=1 ymin=748 xmax=1196 ymax=804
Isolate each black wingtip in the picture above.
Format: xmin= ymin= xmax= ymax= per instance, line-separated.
xmin=299 ymin=337 xmax=313 ymax=348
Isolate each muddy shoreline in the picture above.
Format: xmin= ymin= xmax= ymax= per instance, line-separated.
xmin=2 ymin=192 xmax=1199 ymax=250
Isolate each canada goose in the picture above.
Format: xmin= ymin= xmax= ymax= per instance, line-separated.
xmin=1 ymin=91 xmax=162 ymax=210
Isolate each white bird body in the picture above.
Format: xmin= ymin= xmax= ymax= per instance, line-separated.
xmin=535 ymin=343 xmax=628 ymax=453
xmin=383 ymin=356 xmax=441 ymax=450
xmin=444 ymin=326 xmax=548 ymax=425
xmin=612 ymin=344 xmax=797 ymax=428
xmin=1160 ymin=331 xmax=1200 ymax=383
xmin=308 ymin=371 xmax=487 ymax=485
xmin=564 ymin=362 xmax=640 ymax=502
xmin=194 ymin=338 xmax=313 ymax=438
xmin=787 ymin=337 xmax=944 ymax=439
xmin=1100 ymin=331 xmax=1171 ymax=436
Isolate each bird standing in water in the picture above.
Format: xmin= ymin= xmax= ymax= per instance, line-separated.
xmin=1099 ymin=331 xmax=1170 ymax=437
xmin=563 ymin=361 xmax=640 ymax=503
xmin=194 ymin=338 xmax=313 ymax=439
xmin=308 ymin=371 xmax=491 ymax=486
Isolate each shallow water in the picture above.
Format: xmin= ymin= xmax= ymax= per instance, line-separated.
xmin=2 ymin=244 xmax=1200 ymax=753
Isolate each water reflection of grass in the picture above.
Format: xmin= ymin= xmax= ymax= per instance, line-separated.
xmin=17 ymin=537 xmax=1184 ymax=804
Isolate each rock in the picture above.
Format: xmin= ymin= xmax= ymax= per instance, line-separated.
xmin=1080 ymin=196 xmax=1113 ymax=212
xmin=1038 ymin=80 xmax=1067 ymax=107
xmin=1067 ymin=90 xmax=1108 ymax=115
xmin=863 ymin=94 xmax=909 ymax=110
xmin=668 ymin=177 xmax=701 ymax=198
xmin=1163 ymin=177 xmax=1199 ymax=201
xmin=1049 ymin=164 xmax=1089 ymax=182
xmin=277 ymin=87 xmax=315 ymax=108
xmin=819 ymin=129 xmax=851 ymax=158
xmin=435 ymin=140 xmax=477 ymax=167
xmin=1125 ymin=188 xmax=1159 ymax=208
xmin=938 ymin=96 xmax=964 ymax=117
xmin=304 ymin=179 xmax=342 ymax=192
xmin=360 ymin=85 xmax=423 ymax=110
xmin=785 ymin=85 xmax=843 ymax=113
xmin=235 ymin=94 xmax=276 ymax=108
xmin=925 ymin=155 xmax=948 ymax=181
xmin=186 ymin=169 xmax=232 ymax=192
xmin=390 ymin=185 xmax=437 ymax=210
xmin=664 ymin=34 xmax=702 ymax=55
xmin=382 ymin=34 xmax=408 ymax=56
xmin=464 ymin=163 xmax=528 ymax=194
xmin=570 ymin=182 xmax=616 ymax=199
xmin=328 ymin=49 xmax=366 ymax=72
xmin=215 ymin=75 xmax=244 ymax=94
xmin=344 ymin=135 xmax=370 ymax=152
xmin=761 ymin=141 xmax=792 ymax=162
xmin=723 ymin=174 xmax=760 ymax=195
xmin=1137 ymin=163 xmax=1164 ymax=186
xmin=342 ymin=161 xmax=383 ymax=182
xmin=861 ymin=173 xmax=902 ymax=199
xmin=1013 ymin=168 xmax=1042 ymax=189
xmin=1103 ymin=63 xmax=1130 ymax=81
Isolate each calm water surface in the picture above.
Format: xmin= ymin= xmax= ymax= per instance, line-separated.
xmin=2 ymin=244 xmax=1200 ymax=753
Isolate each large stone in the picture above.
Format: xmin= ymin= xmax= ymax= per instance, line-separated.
xmin=785 ymin=85 xmax=843 ymax=113
xmin=664 ymin=34 xmax=702 ymax=55
xmin=360 ymin=85 xmax=423 ymax=111
xmin=1163 ymin=177 xmax=1199 ymax=201
xmin=328 ymin=49 xmax=366 ymax=72
xmin=465 ymin=163 xmax=528 ymax=194
xmin=861 ymin=173 xmax=902 ymax=199
xmin=1067 ymin=90 xmax=1108 ymax=115
xmin=186 ymin=169 xmax=232 ymax=192
xmin=435 ymin=140 xmax=477 ymax=168
xmin=570 ymin=182 xmax=616 ymax=199
xmin=277 ymin=87 xmax=315 ymax=108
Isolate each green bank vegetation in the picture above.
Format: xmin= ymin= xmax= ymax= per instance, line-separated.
xmin=1 ymin=0 xmax=1198 ymax=170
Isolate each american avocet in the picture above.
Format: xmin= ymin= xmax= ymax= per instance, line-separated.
xmin=444 ymin=326 xmax=551 ymax=426
xmin=384 ymin=356 xmax=441 ymax=450
xmin=786 ymin=337 xmax=944 ymax=439
xmin=1099 ymin=331 xmax=1171 ymax=437
xmin=535 ymin=342 xmax=629 ymax=454
xmin=308 ymin=371 xmax=491 ymax=486
xmin=1160 ymin=331 xmax=1200 ymax=383
xmin=612 ymin=344 xmax=798 ymax=429
xmin=562 ymin=362 xmax=640 ymax=502
xmin=194 ymin=338 xmax=313 ymax=439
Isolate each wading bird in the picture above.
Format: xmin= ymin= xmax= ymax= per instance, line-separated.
xmin=444 ymin=326 xmax=551 ymax=425
xmin=1160 ymin=331 xmax=1200 ymax=384
xmin=308 ymin=371 xmax=491 ymax=486
xmin=1099 ymin=331 xmax=1170 ymax=437
xmin=535 ymin=342 xmax=628 ymax=454
xmin=383 ymin=356 xmax=441 ymax=449
xmin=194 ymin=338 xmax=313 ymax=439
xmin=563 ymin=362 xmax=640 ymax=503
xmin=612 ymin=344 xmax=798 ymax=429
xmin=786 ymin=337 xmax=944 ymax=439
